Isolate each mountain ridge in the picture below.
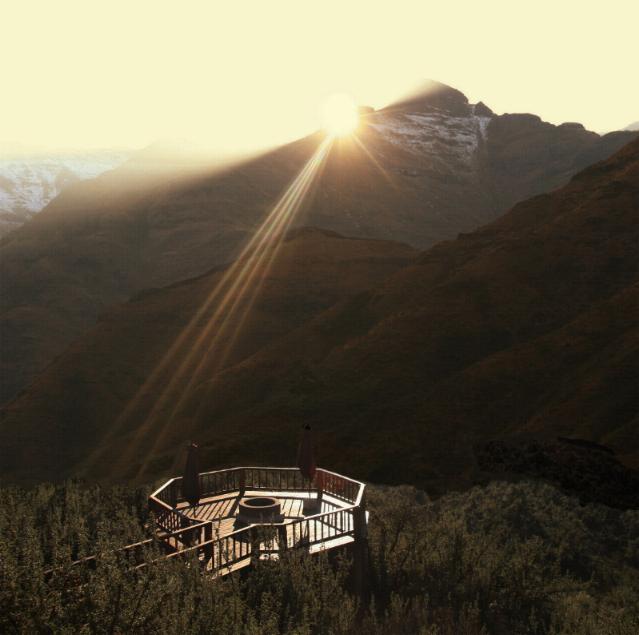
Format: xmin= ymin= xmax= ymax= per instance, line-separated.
xmin=1 ymin=81 xmax=637 ymax=405
xmin=0 ymin=138 xmax=636 ymax=487
xmin=0 ymin=151 xmax=130 ymax=236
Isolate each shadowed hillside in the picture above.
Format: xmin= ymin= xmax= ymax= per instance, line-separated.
xmin=1 ymin=138 xmax=636 ymax=488
xmin=182 ymin=139 xmax=637 ymax=486
xmin=1 ymin=81 xmax=636 ymax=404
xmin=0 ymin=229 xmax=416 ymax=482
xmin=163 ymin=139 xmax=637 ymax=491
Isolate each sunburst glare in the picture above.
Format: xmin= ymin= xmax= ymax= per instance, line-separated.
xmin=321 ymin=93 xmax=359 ymax=137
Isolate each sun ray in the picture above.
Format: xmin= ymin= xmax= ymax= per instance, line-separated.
xmin=352 ymin=133 xmax=397 ymax=189
xmin=89 ymin=136 xmax=332 ymax=478
xmin=135 ymin=139 xmax=332 ymax=476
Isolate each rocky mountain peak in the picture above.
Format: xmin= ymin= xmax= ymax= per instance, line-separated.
xmin=384 ymin=80 xmax=471 ymax=117
xmin=473 ymin=101 xmax=494 ymax=117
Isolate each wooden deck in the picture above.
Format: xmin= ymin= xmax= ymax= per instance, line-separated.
xmin=149 ymin=467 xmax=367 ymax=577
xmin=179 ymin=490 xmax=347 ymax=533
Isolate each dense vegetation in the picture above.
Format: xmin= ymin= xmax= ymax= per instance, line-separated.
xmin=1 ymin=479 xmax=637 ymax=634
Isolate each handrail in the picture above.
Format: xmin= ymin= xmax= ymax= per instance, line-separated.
xmin=44 ymin=520 xmax=214 ymax=579
xmin=49 ymin=466 xmax=366 ymax=582
xmin=147 ymin=505 xmax=356 ymax=574
xmin=148 ymin=466 xmax=367 ymax=577
xmin=152 ymin=466 xmax=365 ymax=508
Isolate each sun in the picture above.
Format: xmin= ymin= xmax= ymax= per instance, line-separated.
xmin=320 ymin=93 xmax=359 ymax=137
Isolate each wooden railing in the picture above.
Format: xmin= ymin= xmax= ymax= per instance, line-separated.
xmin=45 ymin=467 xmax=366 ymax=583
xmin=148 ymin=491 xmax=194 ymax=538
xmin=153 ymin=506 xmax=357 ymax=576
xmin=151 ymin=467 xmax=363 ymax=506
xmin=318 ymin=468 xmax=361 ymax=505
xmin=148 ymin=466 xmax=366 ymax=577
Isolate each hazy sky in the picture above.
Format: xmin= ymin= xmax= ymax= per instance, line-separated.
xmin=3 ymin=0 xmax=638 ymax=155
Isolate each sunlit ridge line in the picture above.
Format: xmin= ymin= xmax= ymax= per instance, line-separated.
xmin=135 ymin=140 xmax=332 ymax=475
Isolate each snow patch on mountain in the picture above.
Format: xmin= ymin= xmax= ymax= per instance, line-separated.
xmin=0 ymin=152 xmax=129 ymax=235
xmin=368 ymin=106 xmax=492 ymax=166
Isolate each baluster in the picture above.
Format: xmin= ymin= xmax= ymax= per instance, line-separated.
xmin=203 ymin=522 xmax=212 ymax=564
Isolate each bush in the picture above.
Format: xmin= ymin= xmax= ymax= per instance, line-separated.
xmin=0 ymin=480 xmax=637 ymax=633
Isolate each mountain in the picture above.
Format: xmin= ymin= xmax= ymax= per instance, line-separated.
xmin=1 ymin=81 xmax=637 ymax=405
xmin=0 ymin=229 xmax=416 ymax=483
xmin=0 ymin=151 xmax=129 ymax=236
xmin=1 ymin=138 xmax=636 ymax=487
xmin=624 ymin=121 xmax=639 ymax=131
xmin=177 ymin=138 xmax=636 ymax=492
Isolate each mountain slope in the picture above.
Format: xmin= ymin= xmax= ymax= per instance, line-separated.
xmin=0 ymin=151 xmax=129 ymax=236
xmin=119 ymin=138 xmax=639 ymax=486
xmin=1 ymin=81 xmax=637 ymax=405
xmin=0 ymin=229 xmax=416 ymax=482
xmin=1 ymin=139 xmax=637 ymax=487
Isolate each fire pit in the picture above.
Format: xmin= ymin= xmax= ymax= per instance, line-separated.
xmin=236 ymin=496 xmax=284 ymax=526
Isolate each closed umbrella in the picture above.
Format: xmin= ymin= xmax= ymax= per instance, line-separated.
xmin=182 ymin=442 xmax=201 ymax=507
xmin=297 ymin=424 xmax=316 ymax=480
xmin=297 ymin=424 xmax=318 ymax=512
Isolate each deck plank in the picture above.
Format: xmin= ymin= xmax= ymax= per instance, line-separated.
xmin=182 ymin=490 xmax=347 ymax=541
xmin=154 ymin=477 xmax=364 ymax=578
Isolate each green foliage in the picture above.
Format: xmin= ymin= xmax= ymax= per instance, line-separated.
xmin=366 ymin=482 xmax=639 ymax=634
xmin=0 ymin=479 xmax=637 ymax=633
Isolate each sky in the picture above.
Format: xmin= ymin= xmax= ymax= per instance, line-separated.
xmin=2 ymin=0 xmax=638 ymax=155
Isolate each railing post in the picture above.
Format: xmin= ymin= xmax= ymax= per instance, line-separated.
xmin=179 ymin=512 xmax=190 ymax=546
xmin=239 ymin=468 xmax=246 ymax=497
xmin=278 ymin=525 xmax=288 ymax=552
xmin=316 ymin=470 xmax=324 ymax=507
xmin=353 ymin=490 xmax=369 ymax=602
xmin=249 ymin=526 xmax=260 ymax=567
xmin=203 ymin=521 xmax=213 ymax=564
